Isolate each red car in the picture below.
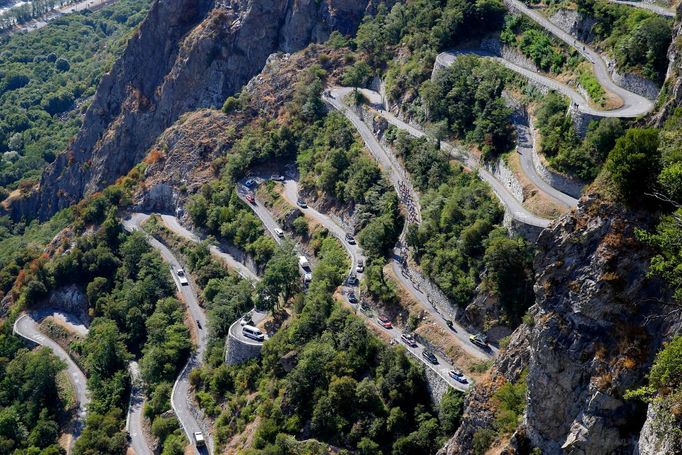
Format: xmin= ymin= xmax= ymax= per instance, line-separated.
xmin=245 ymin=194 xmax=256 ymax=204
xmin=378 ymin=316 xmax=393 ymax=329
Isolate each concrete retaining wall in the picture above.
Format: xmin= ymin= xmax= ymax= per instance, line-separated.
xmin=423 ymin=365 xmax=450 ymax=405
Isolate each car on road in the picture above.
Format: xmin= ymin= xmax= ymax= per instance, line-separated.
xmin=297 ymin=198 xmax=308 ymax=208
xmin=245 ymin=194 xmax=256 ymax=204
xmin=378 ymin=316 xmax=393 ymax=329
xmin=304 ymin=271 xmax=313 ymax=283
xmin=196 ymin=320 xmax=202 ymax=329
xmin=245 ymin=178 xmax=256 ymax=188
xmin=242 ymin=325 xmax=265 ymax=342
xmin=345 ymin=233 xmax=356 ymax=244
xmin=274 ymin=228 xmax=284 ymax=238
xmin=240 ymin=313 xmax=253 ymax=326
xmin=176 ymin=269 xmax=189 ymax=286
xmin=401 ymin=333 xmax=418 ymax=347
xmin=356 ymin=259 xmax=364 ymax=273
xmin=422 ymin=350 xmax=438 ymax=365
xmin=347 ymin=292 xmax=358 ymax=304
xmin=469 ymin=333 xmax=488 ymax=348
xmin=270 ymin=175 xmax=285 ymax=182
xmin=194 ymin=431 xmax=206 ymax=447
xmin=448 ymin=370 xmax=468 ymax=384
xmin=299 ymin=255 xmax=310 ymax=269
xmin=347 ymin=274 xmax=358 ymax=286
xmin=445 ymin=319 xmax=456 ymax=331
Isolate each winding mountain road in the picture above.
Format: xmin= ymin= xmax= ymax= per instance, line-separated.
xmin=325 ymin=87 xmax=552 ymax=229
xmin=126 ymin=361 xmax=152 ymax=455
xmin=238 ymin=175 xmax=475 ymax=389
xmin=123 ymin=214 xmax=212 ymax=455
xmin=13 ymin=311 xmax=89 ymax=452
xmin=503 ymin=0 xmax=655 ymax=117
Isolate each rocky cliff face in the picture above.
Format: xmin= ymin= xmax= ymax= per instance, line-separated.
xmin=7 ymin=0 xmax=378 ymax=221
xmin=441 ymin=193 xmax=679 ymax=455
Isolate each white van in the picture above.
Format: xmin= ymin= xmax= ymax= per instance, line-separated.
xmin=242 ymin=325 xmax=265 ymax=342
xmin=299 ymin=255 xmax=310 ymax=269
xmin=274 ymin=228 xmax=284 ymax=238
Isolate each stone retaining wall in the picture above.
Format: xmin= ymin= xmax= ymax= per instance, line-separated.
xmin=423 ymin=365 xmax=450 ymax=405
xmin=529 ymin=116 xmax=585 ymax=198
xmin=485 ymin=157 xmax=524 ymax=204
xmin=503 ymin=211 xmax=545 ymax=241
xmin=225 ymin=324 xmax=262 ymax=365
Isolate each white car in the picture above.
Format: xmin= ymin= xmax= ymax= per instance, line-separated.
xmin=274 ymin=228 xmax=284 ymax=238
xmin=193 ymin=431 xmax=206 ymax=447
xmin=176 ymin=269 xmax=189 ymax=286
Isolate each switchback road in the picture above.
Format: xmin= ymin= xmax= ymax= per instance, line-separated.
xmin=123 ymin=213 xmax=212 ymax=455
xmin=14 ymin=312 xmax=89 ymax=452
xmin=503 ymin=0 xmax=655 ymax=117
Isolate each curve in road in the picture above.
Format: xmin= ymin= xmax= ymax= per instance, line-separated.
xmin=13 ymin=312 xmax=90 ymax=452
xmin=241 ymin=174 xmax=486 ymax=382
xmin=123 ymin=214 xmax=212 ymax=455
xmin=326 ymin=87 xmax=552 ymax=229
xmin=503 ymin=0 xmax=655 ymax=117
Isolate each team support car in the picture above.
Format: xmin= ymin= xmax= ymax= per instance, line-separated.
xmin=347 ymin=291 xmax=358 ymax=304
xmin=176 ymin=269 xmax=189 ymax=286
xmin=194 ymin=431 xmax=206 ymax=447
xmin=347 ymin=274 xmax=359 ymax=286
xmin=422 ymin=350 xmax=438 ymax=365
xmin=356 ymin=259 xmax=364 ymax=273
xmin=297 ymin=198 xmax=308 ymax=208
xmin=345 ymin=233 xmax=356 ymax=244
xmin=469 ymin=333 xmax=488 ymax=348
xmin=377 ymin=316 xmax=393 ymax=329
xmin=401 ymin=333 xmax=418 ymax=347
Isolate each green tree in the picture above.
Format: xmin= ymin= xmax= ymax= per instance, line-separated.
xmin=606 ymin=128 xmax=661 ymax=204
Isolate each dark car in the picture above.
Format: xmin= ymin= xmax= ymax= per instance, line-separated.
xmin=347 ymin=274 xmax=358 ymax=286
xmin=422 ymin=350 xmax=438 ymax=365
xmin=345 ymin=233 xmax=356 ymax=244
xmin=297 ymin=198 xmax=308 ymax=208
xmin=377 ymin=316 xmax=393 ymax=329
xmin=196 ymin=320 xmax=202 ymax=329
xmin=449 ymin=370 xmax=468 ymax=384
xmin=245 ymin=178 xmax=256 ymax=188
xmin=347 ymin=292 xmax=358 ymax=304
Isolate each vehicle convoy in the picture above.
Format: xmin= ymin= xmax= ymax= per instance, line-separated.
xmin=176 ymin=268 xmax=189 ymax=286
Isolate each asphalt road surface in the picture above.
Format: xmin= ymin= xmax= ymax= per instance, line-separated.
xmin=123 ymin=214 xmax=212 ymax=455
xmin=126 ymin=361 xmax=153 ymax=455
xmin=503 ymin=0 xmax=655 ymax=117
xmin=239 ymin=175 xmax=478 ymax=387
xmin=325 ymin=87 xmax=551 ymax=229
xmin=609 ymin=0 xmax=675 ymax=17
xmin=14 ymin=312 xmax=90 ymax=451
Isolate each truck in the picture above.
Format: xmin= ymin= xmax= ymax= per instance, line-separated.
xmin=299 ymin=255 xmax=310 ymax=269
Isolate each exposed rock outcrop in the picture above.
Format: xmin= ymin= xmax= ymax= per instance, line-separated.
xmin=440 ymin=193 xmax=678 ymax=454
xmin=7 ymin=0 xmax=381 ymax=221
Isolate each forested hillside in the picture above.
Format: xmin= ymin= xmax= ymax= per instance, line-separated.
xmin=0 ymin=0 xmax=681 ymax=453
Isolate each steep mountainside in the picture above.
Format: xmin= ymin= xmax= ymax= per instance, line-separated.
xmin=6 ymin=0 xmax=379 ymax=220
xmin=441 ymin=193 xmax=679 ymax=454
